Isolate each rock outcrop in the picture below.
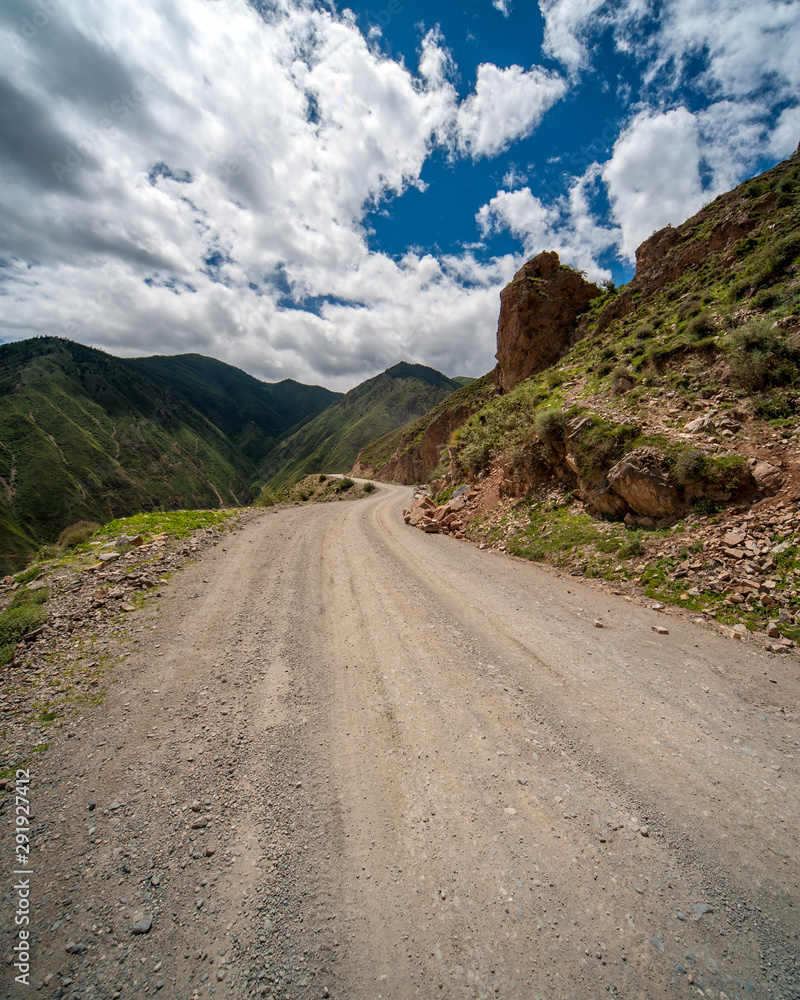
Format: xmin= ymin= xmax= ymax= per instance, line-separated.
xmin=494 ymin=252 xmax=600 ymax=393
xmin=606 ymin=449 xmax=685 ymax=519
xmin=354 ymin=403 xmax=474 ymax=484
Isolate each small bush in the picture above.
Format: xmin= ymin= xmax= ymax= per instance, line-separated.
xmin=363 ymin=482 xmax=376 ymax=494
xmin=570 ymin=417 xmax=640 ymax=480
xmin=545 ymin=369 xmax=565 ymax=389
xmin=57 ymin=521 xmax=101 ymax=549
xmin=678 ymin=299 xmax=703 ymax=320
xmin=618 ymin=531 xmax=644 ymax=560
xmin=728 ymin=319 xmax=799 ymax=392
xmin=334 ymin=477 xmax=355 ymax=492
xmin=14 ymin=565 xmax=43 ymax=585
xmin=11 ymin=586 xmax=49 ymax=609
xmin=751 ymin=287 xmax=783 ymax=310
xmin=318 ymin=474 xmax=327 ymax=483
xmin=257 ymin=488 xmax=278 ymax=507
xmin=753 ymin=392 xmax=797 ymax=421
xmin=686 ymin=314 xmax=716 ymax=340
xmin=635 ymin=324 xmax=655 ymax=341
xmin=669 ymin=446 xmax=709 ymax=486
xmin=535 ymin=408 xmax=567 ymax=439
xmin=610 ymin=365 xmax=632 ymax=381
xmin=0 ymin=601 xmax=48 ymax=665
xmin=666 ymin=445 xmax=747 ymax=491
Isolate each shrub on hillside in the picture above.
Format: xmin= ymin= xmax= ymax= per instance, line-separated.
xmin=535 ymin=408 xmax=567 ymax=439
xmin=57 ymin=521 xmax=101 ymax=549
xmin=686 ymin=314 xmax=716 ymax=340
xmin=0 ymin=588 xmax=49 ymax=666
xmin=728 ymin=319 xmax=799 ymax=392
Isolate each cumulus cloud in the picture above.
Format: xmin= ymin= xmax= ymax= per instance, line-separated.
xmin=769 ymin=106 xmax=800 ymax=160
xmin=477 ymin=166 xmax=619 ymax=280
xmin=0 ymin=0 xmax=542 ymax=388
xmin=602 ymin=108 xmax=705 ymax=259
xmin=501 ymin=165 xmax=529 ymax=188
xmin=539 ymin=0 xmax=800 ymax=203
xmin=492 ymin=0 xmax=512 ymax=16
xmin=0 ymin=0 xmax=795 ymax=391
xmin=538 ymin=0 xmax=607 ymax=74
xmin=456 ymin=63 xmax=567 ymax=158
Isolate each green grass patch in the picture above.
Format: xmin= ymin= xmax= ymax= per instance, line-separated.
xmin=508 ymin=502 xmax=634 ymax=567
xmin=99 ymin=509 xmax=238 ymax=540
xmin=0 ymin=588 xmax=49 ymax=666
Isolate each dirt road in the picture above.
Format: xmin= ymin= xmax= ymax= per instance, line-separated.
xmin=3 ymin=484 xmax=799 ymax=1000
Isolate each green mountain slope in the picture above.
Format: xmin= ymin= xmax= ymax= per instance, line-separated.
xmin=258 ymin=363 xmax=463 ymax=488
xmin=129 ymin=354 xmax=340 ymax=462
xmin=378 ymin=146 xmax=800 ymax=512
xmin=0 ymin=338 xmax=343 ymax=572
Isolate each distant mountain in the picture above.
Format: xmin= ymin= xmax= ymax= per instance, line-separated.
xmin=129 ymin=354 xmax=339 ymax=462
xmin=451 ymin=376 xmax=477 ymax=387
xmin=258 ymin=362 xmax=463 ymax=488
xmin=0 ymin=338 xmax=341 ymax=571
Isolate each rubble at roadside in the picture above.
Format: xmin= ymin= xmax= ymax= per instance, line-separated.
xmin=404 ymin=474 xmax=800 ymax=659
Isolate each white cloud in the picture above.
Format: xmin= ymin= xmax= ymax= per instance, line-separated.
xmin=645 ymin=0 xmax=800 ymax=99
xmin=501 ymin=166 xmax=529 ymax=188
xmin=456 ymin=63 xmax=567 ymax=158
xmin=492 ymin=0 xmax=512 ymax=16
xmin=769 ymin=106 xmax=800 ymax=160
xmin=477 ymin=167 xmax=618 ymax=280
xmin=1 ymin=0 xmax=545 ymax=388
xmin=602 ymin=108 xmax=705 ymax=259
xmin=538 ymin=0 xmax=607 ymax=73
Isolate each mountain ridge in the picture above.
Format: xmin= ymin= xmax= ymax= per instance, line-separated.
xmin=258 ymin=363 xmax=464 ymax=490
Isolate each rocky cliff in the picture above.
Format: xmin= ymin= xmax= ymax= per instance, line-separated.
xmin=494 ymin=252 xmax=600 ymax=392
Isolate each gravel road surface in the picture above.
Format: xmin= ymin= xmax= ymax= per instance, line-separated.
xmin=3 ymin=484 xmax=799 ymax=1000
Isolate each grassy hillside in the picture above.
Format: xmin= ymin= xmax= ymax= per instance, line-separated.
xmin=0 ymin=338 xmax=258 ymax=571
xmin=129 ymin=354 xmax=340 ymax=462
xmin=0 ymin=339 xmax=347 ymax=573
xmin=258 ymin=363 xmax=463 ymax=488
xmin=355 ymin=373 xmax=496 ymax=481
xmin=394 ymin=148 xmax=800 ymax=645
xmin=372 ymin=148 xmax=799 ymax=498
xmin=449 ymin=150 xmax=800 ymax=485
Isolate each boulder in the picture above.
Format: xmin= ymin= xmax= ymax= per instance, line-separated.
xmin=407 ymin=508 xmax=431 ymax=527
xmin=606 ymin=448 xmax=684 ymax=518
xmin=685 ymin=416 xmax=715 ymax=434
xmin=610 ymin=375 xmax=635 ymax=396
xmin=751 ymin=460 xmax=784 ymax=492
xmin=494 ymin=252 xmax=600 ymax=392
xmin=580 ymin=482 xmax=629 ymax=518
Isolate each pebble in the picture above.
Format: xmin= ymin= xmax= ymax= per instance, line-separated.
xmin=131 ymin=916 xmax=152 ymax=935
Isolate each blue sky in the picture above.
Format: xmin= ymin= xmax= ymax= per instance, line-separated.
xmin=0 ymin=0 xmax=798 ymax=389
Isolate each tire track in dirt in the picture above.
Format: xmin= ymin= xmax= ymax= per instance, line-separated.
xmin=2 ymin=487 xmax=798 ymax=1000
